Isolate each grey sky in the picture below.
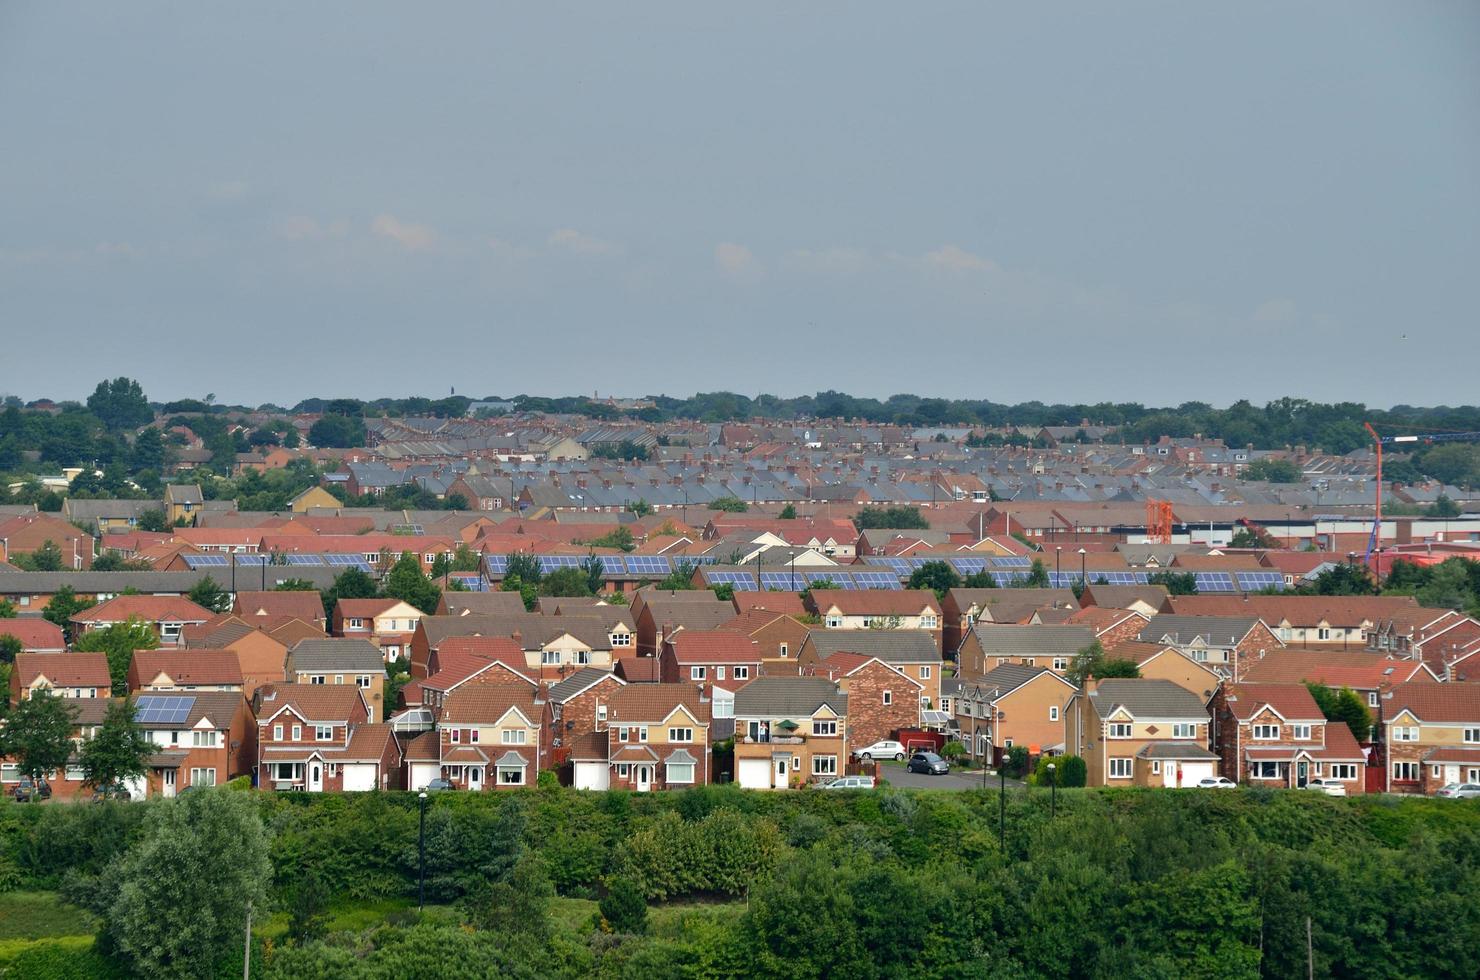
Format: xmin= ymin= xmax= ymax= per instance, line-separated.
xmin=2 ymin=2 xmax=1476 ymax=408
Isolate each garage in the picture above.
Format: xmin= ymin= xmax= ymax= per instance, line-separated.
xmin=342 ymin=764 xmax=377 ymax=792
xmin=738 ymin=758 xmax=771 ymax=790
xmin=572 ymin=761 xmax=609 ymax=791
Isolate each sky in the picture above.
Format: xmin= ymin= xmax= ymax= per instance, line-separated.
xmin=1 ymin=2 xmax=1477 ymax=409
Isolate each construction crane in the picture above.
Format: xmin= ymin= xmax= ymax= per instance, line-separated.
xmin=1363 ymin=423 xmax=1480 ymax=563
xmin=1146 ymin=498 xmax=1174 ymax=545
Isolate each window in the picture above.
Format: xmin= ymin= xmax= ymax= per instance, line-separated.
xmin=921 ymin=615 xmax=937 ymax=629
xmin=335 ymin=675 xmax=344 ymax=685
xmin=450 ymin=729 xmax=460 ymax=744
xmin=716 ymin=666 xmax=725 ymax=680
xmin=813 ymin=755 xmax=838 ymax=776
xmin=1151 ymin=761 xmax=1161 ymax=775
xmin=1052 ymin=658 xmax=1068 ymax=671
xmin=617 ymin=727 xmax=629 ymax=742
xmin=668 ymin=727 xmax=693 ymax=742
xmin=497 ymin=766 xmax=524 ymax=785
xmin=310 ymin=725 xmax=332 ymax=742
xmin=193 ymin=730 xmax=218 ymax=747
xmin=275 ymin=763 xmax=296 ymax=781
xmin=611 ymin=632 xmax=632 ymax=647
xmin=1432 ymin=765 xmax=1444 ymax=779
xmin=778 ymin=644 xmax=787 ymax=659
xmin=272 ymin=724 xmax=283 ymax=740
xmin=1171 ymin=723 xmax=1195 ymax=739
xmin=1108 ymin=723 xmax=1132 ymax=739
xmin=575 ymin=650 xmax=591 ymax=665
xmin=1465 ymin=728 xmax=1480 ymax=744
xmin=733 ymin=666 xmax=750 ymax=680
xmin=1252 ymin=724 xmax=1278 ymax=740
xmin=309 ymin=676 xmax=325 ymax=685
xmin=470 ymin=729 xmax=481 ymax=744
xmin=826 ymin=615 xmax=843 ymax=628
xmin=1393 ymin=761 xmax=1420 ymax=781
xmin=358 ymin=675 xmax=373 ymax=689
xmin=1391 ymin=726 xmax=1419 ymax=742
xmin=502 ymin=729 xmax=527 ymax=745
xmin=66 ymin=765 xmax=85 ymax=781
xmin=638 ymin=727 xmax=648 ymax=743
xmin=348 ymin=618 xmax=364 ymax=629
xmin=0 ymin=763 xmax=18 ymax=783
xmin=813 ymin=720 xmax=837 ymax=737
xmin=542 ymin=650 xmax=561 ymax=665
xmin=1317 ymin=627 xmax=1331 ymax=641
xmin=1293 ymin=724 xmax=1312 ymax=740
xmin=882 ymin=690 xmax=892 ymax=706
xmin=291 ymin=725 xmax=302 ymax=741
xmin=690 ymin=666 xmax=707 ymax=681
xmin=1368 ymin=692 xmax=1379 ymax=707
xmin=1048 ymin=706 xmax=1059 ymax=722
xmin=920 ymin=665 xmax=932 ymax=679
xmin=1254 ymin=761 xmax=1280 ymax=779
xmin=1108 ymin=758 xmax=1133 ymax=779
xmin=596 ymin=704 xmax=608 ymax=723
xmin=190 ymin=768 xmax=217 ymax=787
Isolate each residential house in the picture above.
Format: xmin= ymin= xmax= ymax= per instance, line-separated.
xmin=435 ymin=591 xmax=527 ymax=617
xmin=805 ymin=653 xmax=922 ymax=750
xmin=71 ymin=595 xmax=214 ymax=647
xmin=9 ymin=652 xmax=110 ymax=702
xmin=803 ymin=589 xmax=944 ymax=651
xmin=1208 ymin=682 xmax=1367 ymax=793
xmin=733 ymin=677 xmax=848 ymax=789
xmin=164 ymin=484 xmax=204 ymax=526
xmin=255 ymin=683 xmax=400 ymax=791
xmin=631 ymin=591 xmax=737 ymax=656
xmin=1065 ymin=677 xmax=1220 ymax=787
xmin=1 ymin=698 xmax=110 ymax=801
xmin=797 ymin=630 xmax=943 ymax=709
xmin=957 ymin=624 xmax=1095 ymax=681
xmin=234 ymin=590 xmax=328 ymax=633
xmin=1380 ymin=683 xmax=1480 ymax=794
xmin=942 ymin=588 xmax=1079 ymax=652
xmin=954 ymin=664 xmax=1077 ymax=763
xmin=1161 ymin=594 xmax=1423 ymax=649
xmin=1240 ymin=649 xmax=1438 ymax=712
xmin=718 ymin=608 xmax=810 ymax=670
xmin=1368 ymin=608 xmax=1480 ymax=680
xmin=1124 ymin=643 xmax=1224 ymax=699
xmin=577 ymin=684 xmax=712 ymax=792
xmin=0 ymin=512 xmax=94 ymax=569
xmin=435 ymin=685 xmax=543 ymax=790
xmin=127 ymin=650 xmax=243 ymax=694
xmin=1078 ymin=584 xmax=1171 ymax=618
xmin=0 ymin=618 xmax=66 ymax=653
xmin=285 ymin=638 xmax=388 ymax=722
xmin=182 ymin=617 xmax=291 ymax=698
xmin=541 ymin=667 xmax=626 ymax=771
xmin=1136 ymin=615 xmax=1283 ymax=680
xmin=332 ymin=597 xmax=424 ymax=663
xmin=133 ymin=690 xmax=254 ymax=796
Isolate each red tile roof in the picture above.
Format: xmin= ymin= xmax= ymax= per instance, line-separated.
xmin=732 ymin=592 xmax=805 ymax=616
xmin=615 ymin=658 xmax=662 ymax=683
xmin=1221 ymin=683 xmax=1324 ymax=722
xmin=605 ymin=684 xmax=711 ymax=724
xmin=257 ymin=683 xmax=366 ymax=722
xmin=75 ymin=595 xmax=214 ymax=625
xmin=808 ymin=589 xmax=941 ymax=617
xmin=235 ymin=591 xmax=324 ymax=623
xmin=1162 ymin=595 xmax=1421 ymax=627
xmin=13 ymin=652 xmax=111 ymax=690
xmin=667 ymin=630 xmax=762 ymax=664
xmin=131 ymin=649 xmax=243 ymax=687
xmin=1383 ymin=683 xmax=1480 ymax=724
xmin=0 ymin=618 xmax=66 ymax=651
xmin=335 ymin=598 xmax=401 ymax=618
xmin=440 ymin=684 xmax=540 ymax=725
xmin=1241 ymin=650 xmax=1433 ymax=690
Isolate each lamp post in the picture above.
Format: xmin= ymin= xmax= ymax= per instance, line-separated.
xmin=1078 ymin=547 xmax=1087 ymax=588
xmin=417 ymin=791 xmax=428 ymax=910
xmin=1047 ymin=762 xmax=1057 ymax=818
xmin=999 ymin=752 xmax=1007 ymax=852
xmin=1055 ymin=546 xmax=1061 ymax=581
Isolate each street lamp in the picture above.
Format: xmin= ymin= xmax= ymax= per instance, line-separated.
xmin=417 ymin=791 xmax=429 ymax=910
xmin=999 ymin=752 xmax=1007 ymax=851
xmin=1055 ymin=546 xmax=1061 ymax=581
xmin=1078 ymin=548 xmax=1087 ymax=588
xmin=1047 ymin=762 xmax=1057 ymax=818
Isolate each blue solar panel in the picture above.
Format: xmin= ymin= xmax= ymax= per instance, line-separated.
xmin=286 ymin=554 xmax=326 ymax=565
xmin=868 ymin=557 xmax=913 ymax=575
xmin=485 ymin=555 xmax=508 ymax=574
xmin=327 ymin=553 xmax=370 ymax=566
xmin=706 ymin=570 xmax=759 ymax=591
xmin=804 ymin=571 xmax=851 ymax=589
xmin=759 ymin=572 xmax=805 ymax=591
xmin=1194 ymin=572 xmax=1236 ymax=592
xmin=234 ymin=554 xmax=270 ymax=566
xmin=1235 ymin=571 xmax=1285 ymax=592
xmin=852 ymin=571 xmax=902 ymax=590
xmin=538 ymin=556 xmax=581 ymax=571
xmin=184 ymin=555 xmax=228 ymax=568
xmin=949 ymin=557 xmax=988 ymax=575
xmin=687 ymin=555 xmax=720 ymax=566
xmin=624 ymin=556 xmax=672 ymax=575
xmin=447 ymin=573 xmax=486 ymax=592
xmin=990 ymin=556 xmax=1032 ymax=568
xmin=134 ymin=695 xmax=195 ymax=726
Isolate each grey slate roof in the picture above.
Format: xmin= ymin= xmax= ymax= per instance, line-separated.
xmin=733 ymin=677 xmax=848 ymax=719
xmin=1138 ymin=616 xmax=1260 ymax=647
xmin=1137 ymin=742 xmax=1219 ymax=760
xmin=805 ymin=629 xmax=942 ymax=664
xmin=0 ymin=568 xmax=343 ymax=596
xmin=1085 ymin=679 xmax=1210 ymax=721
xmin=547 ymin=667 xmax=621 ymax=702
xmin=963 ymin=663 xmax=1072 ymax=700
xmin=969 ymin=624 xmax=1095 ymax=656
xmin=288 ymin=638 xmax=386 ymax=673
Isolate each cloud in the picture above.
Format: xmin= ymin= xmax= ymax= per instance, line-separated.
xmin=922 ymin=244 xmax=998 ymax=273
xmin=372 ymin=213 xmax=436 ymax=251
xmin=714 ymin=242 xmax=760 ymax=280
xmin=548 ymin=228 xmax=619 ymax=255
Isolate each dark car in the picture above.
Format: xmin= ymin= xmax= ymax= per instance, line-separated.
xmin=424 ymin=778 xmax=456 ymax=792
xmin=906 ymin=752 xmax=950 ymax=775
xmin=91 ymin=782 xmax=133 ymax=803
xmin=12 ymin=776 xmax=52 ymax=802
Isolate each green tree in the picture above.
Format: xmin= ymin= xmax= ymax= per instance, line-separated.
xmin=43 ymin=585 xmax=96 ymax=642
xmin=907 ymin=560 xmax=961 ymax=599
xmin=307 ymin=414 xmax=367 ymax=448
xmin=778 ymin=504 xmax=797 ymax=520
xmin=86 ymin=377 xmax=153 ymax=431
xmin=17 ymin=539 xmax=64 ymax=571
xmin=580 ymin=553 xmax=606 ymax=594
xmin=1425 ymin=494 xmax=1461 ymax=519
xmin=101 ymin=789 xmax=272 ymax=978
xmin=274 ymin=578 xmax=317 ymax=592
xmin=541 ymin=565 xmax=594 ymax=598
xmin=91 ymin=553 xmax=152 ymax=571
xmin=711 ymin=583 xmax=735 ymax=602
xmin=0 ymin=688 xmax=78 ymax=783
xmin=75 ymin=618 xmax=160 ymax=696
xmin=135 ymin=507 xmax=170 ymax=533
xmin=0 ymin=598 xmax=15 ymax=618
xmin=1421 ymin=444 xmax=1480 ymax=488
xmin=626 ymin=499 xmax=653 ymax=517
xmin=962 ymin=569 xmax=999 ymax=589
xmin=1066 ymin=640 xmax=1141 ymax=686
xmin=186 ymin=574 xmax=232 ymax=613
xmin=1025 ymin=558 xmax=1050 ymax=588
xmin=1308 ymin=563 xmax=1376 ymax=596
xmin=78 ymin=696 xmax=152 ymax=791
xmin=587 ymin=527 xmax=635 ymax=552
xmin=1416 ymin=558 xmax=1475 ymax=611
xmin=504 ymin=552 xmax=543 ymax=586
xmin=0 ymin=634 xmax=22 ymax=664
xmin=711 ymin=496 xmax=749 ymax=513
xmin=853 ymin=506 xmax=929 ymax=529
xmin=1147 ymin=570 xmax=1199 ymax=595
xmin=131 ymin=426 xmax=167 ymax=472
xmin=656 ymin=562 xmax=699 ymax=591
xmin=382 ymin=552 xmax=441 ymax=614
xmin=287 ymin=869 xmax=330 ymax=945
xmin=598 ymin=876 xmax=649 ymax=934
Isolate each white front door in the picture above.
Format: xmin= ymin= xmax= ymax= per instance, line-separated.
xmin=467 ymin=766 xmax=482 ymax=790
xmin=162 ymin=769 xmax=176 ymax=798
xmin=636 ymin=765 xmax=652 ymax=792
xmin=308 ymin=762 xmax=323 ymax=792
xmin=774 ymin=757 xmax=788 ymax=788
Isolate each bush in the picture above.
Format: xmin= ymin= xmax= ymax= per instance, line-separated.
xmin=1059 ymin=755 xmax=1087 ymax=788
xmin=1004 ymin=745 xmax=1030 ymax=778
xmin=598 ymin=877 xmax=649 ymax=934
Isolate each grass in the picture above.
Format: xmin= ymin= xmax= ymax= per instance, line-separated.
xmin=0 ymin=891 xmax=96 ymax=942
xmin=253 ymin=896 xmax=464 ymax=942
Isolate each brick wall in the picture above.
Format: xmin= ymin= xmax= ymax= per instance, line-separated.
xmin=840 ymin=662 xmax=920 ymax=749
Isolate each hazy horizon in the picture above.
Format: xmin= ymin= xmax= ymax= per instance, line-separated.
xmin=2 ymin=2 xmax=1477 ymax=407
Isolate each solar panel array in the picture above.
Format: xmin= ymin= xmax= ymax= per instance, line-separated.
xmin=482 ymin=554 xmax=719 ymax=579
xmin=699 ymin=568 xmax=903 ymax=592
xmin=1235 ymin=571 xmax=1285 ymax=591
xmin=705 ymin=570 xmax=760 ymax=592
xmin=134 ymin=695 xmax=195 ymax=726
xmin=183 ymin=553 xmax=270 ymax=569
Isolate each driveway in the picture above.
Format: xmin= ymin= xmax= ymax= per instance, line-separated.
xmin=877 ymin=760 xmax=1025 ymax=791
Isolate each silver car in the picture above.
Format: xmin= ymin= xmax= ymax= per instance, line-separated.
xmin=1436 ymin=782 xmax=1480 ymax=799
xmin=1302 ymin=778 xmax=1347 ymax=797
xmin=822 ymin=775 xmax=877 ymax=790
xmin=1194 ymin=776 xmax=1237 ymax=789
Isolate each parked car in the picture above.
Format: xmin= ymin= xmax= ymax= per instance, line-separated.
xmin=822 ymin=775 xmax=877 ymax=790
xmin=11 ymin=776 xmax=52 ymax=802
xmin=853 ymin=740 xmax=907 ymax=762
xmin=424 ymin=778 xmax=456 ymax=792
xmin=1302 ymin=778 xmax=1347 ymax=797
xmin=91 ymin=782 xmax=133 ymax=803
xmin=1194 ymin=776 xmax=1237 ymax=789
xmin=1436 ymin=782 xmax=1480 ymax=799
xmin=906 ymin=752 xmax=950 ymax=775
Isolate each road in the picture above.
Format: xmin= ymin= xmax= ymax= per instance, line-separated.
xmin=877 ymin=761 xmax=1026 ymax=791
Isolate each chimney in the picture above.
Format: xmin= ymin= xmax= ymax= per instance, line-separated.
xmin=1083 ymin=674 xmax=1098 ymax=695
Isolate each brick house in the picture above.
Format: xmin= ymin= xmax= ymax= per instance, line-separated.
xmin=1161 ymin=595 xmax=1423 ymax=649
xmin=286 ymin=638 xmax=388 ymax=722
xmin=9 ymin=652 xmax=111 ymax=702
xmin=806 ymin=653 xmax=922 ymax=750
xmin=631 ymin=591 xmax=736 ymax=656
xmin=957 ymin=624 xmax=1095 ymax=681
xmin=588 ymin=684 xmax=712 ymax=792
xmin=659 ymin=630 xmax=762 ymax=687
xmin=1208 ymin=683 xmax=1367 ymax=793
xmin=1370 ymin=609 xmax=1480 ymax=680
xmin=0 ymin=512 xmax=95 ymax=569
xmin=1127 ymin=643 xmax=1224 ymax=699
xmin=182 ymin=619 xmax=291 ymax=699
xmin=540 ymin=667 xmax=626 ymax=770
xmin=718 ymin=609 xmax=811 ymax=671
xmin=733 ymin=677 xmax=848 ymax=790
xmin=1239 ymin=649 xmax=1438 ymax=713
xmin=1065 ymin=677 xmax=1220 ymax=788
xmin=1380 ymin=683 xmax=1480 ymax=794
xmin=942 ymin=588 xmax=1080 ymax=652
xmin=127 ymin=649 xmax=244 ymax=694
xmin=1 ymin=698 xmax=110 ymax=801
xmin=331 ymin=597 xmax=424 ymax=664
xmin=72 ymin=595 xmax=215 ymax=646
xmin=1136 ymin=615 xmax=1283 ymax=680
xmin=803 ymin=589 xmax=944 ymax=652
xmin=955 ymin=664 xmax=1077 ymax=763
xmin=234 ymin=590 xmax=328 ymax=633
xmin=436 ymin=685 xmax=543 ymax=790
xmin=0 ymin=618 xmax=66 ymax=653
xmin=134 ymin=690 xmax=255 ymax=796
xmin=254 ymin=683 xmax=400 ymax=791
xmin=797 ymin=630 xmax=942 ymax=708
xmin=1063 ymin=607 xmax=1150 ymax=650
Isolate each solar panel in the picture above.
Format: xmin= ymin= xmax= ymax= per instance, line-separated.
xmin=1235 ymin=571 xmax=1285 ymax=592
xmin=391 ymin=524 xmax=424 ymax=535
xmin=134 ymin=695 xmax=195 ymax=726
xmin=184 ymin=555 xmax=227 ymax=568
xmin=990 ymin=556 xmax=1032 ymax=568
xmin=687 ymin=555 xmax=720 ymax=566
xmin=852 ymin=571 xmax=902 ymax=590
xmin=285 ymin=554 xmax=326 ymax=565
xmin=234 ymin=554 xmax=270 ymax=566
xmin=485 ymin=555 xmax=508 ymax=574
xmin=804 ymin=571 xmax=852 ymax=590
xmin=326 ymin=553 xmax=369 ymax=566
xmin=1194 ymin=572 xmax=1236 ymax=592
xmin=949 ymin=557 xmax=988 ymax=575
xmin=447 ymin=573 xmax=486 ymax=592
xmin=594 ymin=556 xmax=625 ymax=575
xmin=706 ymin=570 xmax=759 ymax=591
xmin=537 ymin=556 xmax=581 ymax=571
xmin=868 ymin=557 xmax=914 ymax=575
xmin=624 ymin=556 xmax=672 ymax=575
xmin=759 ymin=572 xmax=805 ymax=591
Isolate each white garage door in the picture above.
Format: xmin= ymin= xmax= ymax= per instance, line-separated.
xmin=738 ymin=758 xmax=771 ymax=790
xmin=573 ymin=762 xmax=609 ymax=791
xmin=408 ymin=763 xmax=440 ymax=791
xmin=1178 ymin=762 xmax=1215 ymax=786
xmin=342 ymin=764 xmax=377 ymax=791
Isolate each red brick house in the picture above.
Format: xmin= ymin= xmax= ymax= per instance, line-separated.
xmin=0 ymin=513 xmax=95 ymax=569
xmin=435 ymin=685 xmax=543 ymax=790
xmin=127 ymin=649 xmax=244 ymax=694
xmin=234 ymin=590 xmax=328 ymax=633
xmin=571 ymin=684 xmax=711 ymax=792
xmin=72 ymin=595 xmax=214 ymax=647
xmin=805 ymin=652 xmax=921 ymax=750
xmin=659 ymin=630 xmax=762 ymax=686
xmin=0 ymin=618 xmax=67 ymax=653
xmin=1380 ymin=683 xmax=1480 ymax=794
xmin=9 ymin=652 xmax=111 ymax=702
xmin=541 ymin=667 xmax=626 ymax=770
xmin=1208 ymin=682 xmax=1367 ymax=793
xmin=134 ymin=690 xmax=255 ymax=796
xmin=254 ymin=683 xmax=400 ymax=791
xmin=803 ymin=589 xmax=944 ymax=652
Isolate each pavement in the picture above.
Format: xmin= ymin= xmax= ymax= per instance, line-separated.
xmin=877 ymin=760 xmax=1026 ymax=791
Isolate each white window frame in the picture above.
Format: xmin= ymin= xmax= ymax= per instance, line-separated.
xmin=1252 ymin=724 xmax=1278 ymax=740
xmin=501 ymin=729 xmax=527 ymax=745
xmin=1464 ymin=728 xmax=1480 ymax=744
xmin=920 ymin=665 xmax=932 ymax=679
xmin=190 ymin=768 xmax=217 ymax=787
xmin=813 ymin=719 xmax=837 ymax=737
xmin=497 ymin=766 xmax=524 ymax=785
xmin=1108 ymin=722 xmax=1132 ymax=739
xmin=1108 ymin=758 xmax=1133 ymax=779
xmin=733 ymin=666 xmax=749 ymax=680
xmin=315 ymin=725 xmax=333 ymax=742
xmin=882 ymin=690 xmax=892 ymax=706
xmin=1393 ymin=761 xmax=1419 ymax=781
xmin=690 ymin=666 xmax=707 ymax=681
xmin=1052 ymin=658 xmax=1068 ymax=671
xmin=666 ymin=762 xmax=695 ymax=784
xmin=272 ymin=724 xmax=283 ymax=741
xmin=826 ymin=615 xmax=843 ymax=628
xmin=192 ymin=730 xmax=218 ymax=748
xmin=812 ymin=755 xmax=838 ymax=776
xmin=291 ymin=725 xmax=302 ymax=741
xmin=668 ymin=727 xmax=693 ymax=743
xmin=1048 ymin=706 xmax=1059 ymax=722
xmin=1329 ymin=763 xmax=1358 ymax=781
xmin=1254 ymin=761 xmax=1280 ymax=779
xmin=1293 ymin=724 xmax=1312 ymax=740
xmin=1171 ymin=723 xmax=1195 ymax=739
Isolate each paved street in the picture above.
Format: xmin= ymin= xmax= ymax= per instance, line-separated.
xmin=877 ymin=761 xmax=1026 ymax=791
